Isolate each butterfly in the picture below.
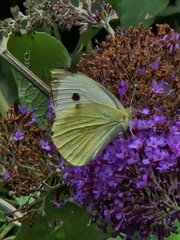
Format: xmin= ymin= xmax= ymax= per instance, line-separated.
xmin=51 ymin=69 xmax=133 ymax=166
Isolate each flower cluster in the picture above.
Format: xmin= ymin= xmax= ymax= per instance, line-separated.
xmin=61 ymin=24 xmax=180 ymax=239
xmin=0 ymin=0 xmax=117 ymax=37
xmin=79 ymin=24 xmax=180 ymax=117
xmin=0 ymin=106 xmax=65 ymax=223
xmin=64 ymin=116 xmax=180 ymax=239
xmin=0 ymin=105 xmax=62 ymax=194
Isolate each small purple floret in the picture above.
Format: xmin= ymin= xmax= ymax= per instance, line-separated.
xmin=39 ymin=140 xmax=51 ymax=151
xmin=12 ymin=131 xmax=24 ymax=141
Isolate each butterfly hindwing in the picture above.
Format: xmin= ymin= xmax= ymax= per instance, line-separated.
xmin=52 ymin=102 xmax=130 ymax=166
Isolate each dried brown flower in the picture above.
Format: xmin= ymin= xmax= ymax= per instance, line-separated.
xmin=79 ymin=24 xmax=180 ymax=120
xmin=0 ymin=106 xmax=62 ymax=197
xmin=0 ymin=106 xmax=69 ymax=225
xmin=0 ymin=0 xmax=117 ymax=37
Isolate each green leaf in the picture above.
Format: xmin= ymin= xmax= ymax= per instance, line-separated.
xmin=15 ymin=203 xmax=109 ymax=240
xmin=6 ymin=32 xmax=71 ymax=128
xmin=165 ymin=233 xmax=180 ymax=240
xmin=0 ymin=58 xmax=18 ymax=116
xmin=107 ymin=237 xmax=121 ymax=240
xmin=12 ymin=72 xmax=49 ymax=128
xmin=0 ymin=198 xmax=22 ymax=224
xmin=70 ymin=27 xmax=100 ymax=67
xmin=165 ymin=220 xmax=180 ymax=240
xmin=158 ymin=0 xmax=180 ymax=17
xmin=120 ymin=0 xmax=169 ymax=30
xmin=7 ymin=31 xmax=71 ymax=86
xmin=3 ymin=237 xmax=16 ymax=240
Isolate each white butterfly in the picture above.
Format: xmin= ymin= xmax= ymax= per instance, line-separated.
xmin=51 ymin=69 xmax=133 ymax=166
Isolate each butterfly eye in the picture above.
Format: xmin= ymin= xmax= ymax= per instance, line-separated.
xmin=72 ymin=93 xmax=80 ymax=101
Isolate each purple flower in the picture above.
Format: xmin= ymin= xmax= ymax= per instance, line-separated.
xmin=118 ymin=80 xmax=127 ymax=95
xmin=127 ymin=150 xmax=139 ymax=164
xmin=2 ymin=172 xmax=11 ymax=180
xmin=144 ymin=146 xmax=154 ymax=160
xmin=132 ymin=118 xmax=148 ymax=130
xmin=157 ymin=160 xmax=174 ymax=171
xmin=138 ymin=108 xmax=150 ymax=115
xmin=39 ymin=139 xmax=51 ymax=151
xmin=46 ymin=98 xmax=54 ymax=120
xmin=169 ymin=121 xmax=180 ymax=135
xmin=169 ymin=125 xmax=180 ymax=135
xmin=167 ymin=33 xmax=180 ymax=51
xmin=142 ymin=158 xmax=150 ymax=165
xmin=138 ymin=67 xmax=145 ymax=73
xmin=62 ymin=108 xmax=180 ymax=239
xmin=146 ymin=136 xmax=160 ymax=148
xmin=18 ymin=106 xmax=27 ymax=115
xmin=24 ymin=115 xmax=40 ymax=127
xmin=151 ymin=79 xmax=166 ymax=94
xmin=116 ymin=149 xmax=127 ymax=159
xmin=167 ymin=135 xmax=180 ymax=156
xmin=153 ymin=115 xmax=165 ymax=124
xmin=153 ymin=148 xmax=169 ymax=162
xmin=136 ymin=174 xmax=148 ymax=188
xmin=31 ymin=115 xmax=40 ymax=123
xmin=144 ymin=119 xmax=155 ymax=129
xmin=128 ymin=138 xmax=144 ymax=149
xmin=46 ymin=111 xmax=53 ymax=120
xmin=150 ymin=61 xmax=159 ymax=70
xmin=12 ymin=131 xmax=24 ymax=141
xmin=50 ymin=200 xmax=60 ymax=208
xmin=119 ymin=29 xmax=124 ymax=36
xmin=150 ymin=33 xmax=180 ymax=52
xmin=171 ymin=33 xmax=180 ymax=41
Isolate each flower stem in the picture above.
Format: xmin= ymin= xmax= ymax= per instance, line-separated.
xmin=0 ymin=47 xmax=51 ymax=97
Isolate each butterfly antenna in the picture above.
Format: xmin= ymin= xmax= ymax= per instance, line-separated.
xmin=129 ymin=83 xmax=137 ymax=137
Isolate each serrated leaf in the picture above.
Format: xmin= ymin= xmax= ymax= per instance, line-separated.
xmin=12 ymin=72 xmax=49 ymax=128
xmin=15 ymin=202 xmax=109 ymax=240
xmin=120 ymin=0 xmax=169 ymax=29
xmin=6 ymin=32 xmax=71 ymax=128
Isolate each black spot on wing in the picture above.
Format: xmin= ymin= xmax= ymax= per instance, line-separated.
xmin=72 ymin=93 xmax=80 ymax=101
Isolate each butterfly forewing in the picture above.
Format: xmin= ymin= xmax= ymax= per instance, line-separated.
xmin=51 ymin=69 xmax=125 ymax=112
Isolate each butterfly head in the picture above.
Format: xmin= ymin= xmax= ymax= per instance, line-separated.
xmin=125 ymin=106 xmax=135 ymax=136
xmin=125 ymin=84 xmax=137 ymax=136
xmin=118 ymin=106 xmax=135 ymax=136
